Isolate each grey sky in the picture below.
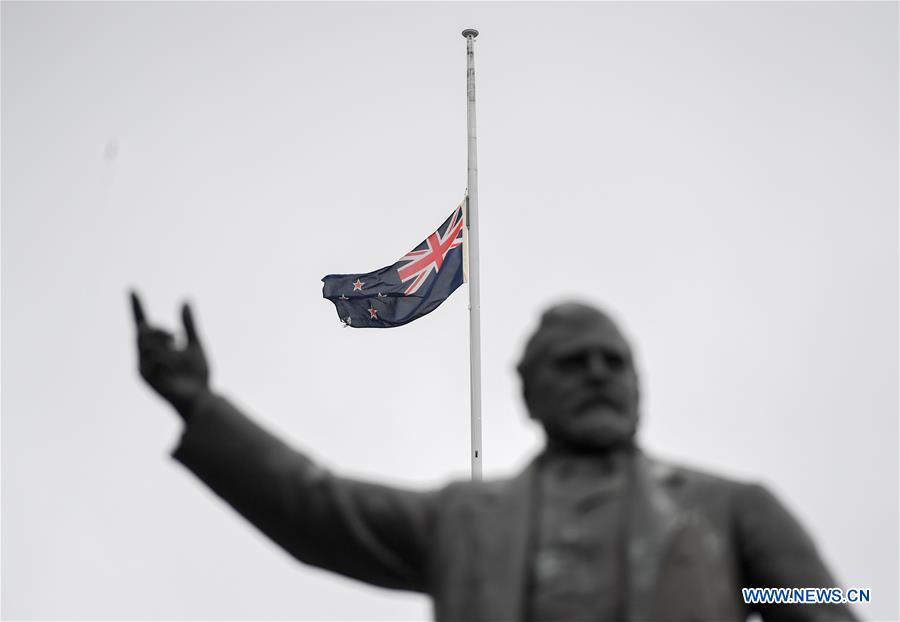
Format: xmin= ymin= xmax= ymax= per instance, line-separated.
xmin=2 ymin=2 xmax=897 ymax=620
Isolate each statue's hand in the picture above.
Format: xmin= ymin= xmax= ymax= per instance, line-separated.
xmin=130 ymin=291 xmax=210 ymax=420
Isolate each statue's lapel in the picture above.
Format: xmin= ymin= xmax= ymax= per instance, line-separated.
xmin=475 ymin=460 xmax=538 ymax=622
xmin=625 ymin=454 xmax=684 ymax=622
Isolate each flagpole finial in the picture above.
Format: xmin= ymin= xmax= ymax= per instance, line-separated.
xmin=461 ymin=28 xmax=479 ymax=39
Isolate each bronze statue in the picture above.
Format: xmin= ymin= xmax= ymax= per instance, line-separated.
xmin=130 ymin=292 xmax=856 ymax=621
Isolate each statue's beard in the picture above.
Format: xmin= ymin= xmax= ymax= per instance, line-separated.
xmin=537 ymin=404 xmax=639 ymax=453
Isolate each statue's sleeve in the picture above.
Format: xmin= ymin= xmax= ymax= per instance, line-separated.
xmin=171 ymin=391 xmax=438 ymax=593
xmin=734 ymin=483 xmax=858 ymax=621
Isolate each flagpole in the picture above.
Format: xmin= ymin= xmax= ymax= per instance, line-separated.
xmin=462 ymin=28 xmax=482 ymax=481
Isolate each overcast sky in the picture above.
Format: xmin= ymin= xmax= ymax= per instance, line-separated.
xmin=2 ymin=2 xmax=897 ymax=620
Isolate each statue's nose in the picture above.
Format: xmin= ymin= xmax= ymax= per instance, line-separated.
xmin=585 ymin=352 xmax=610 ymax=380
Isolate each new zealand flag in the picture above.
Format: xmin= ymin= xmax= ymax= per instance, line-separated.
xmin=322 ymin=202 xmax=466 ymax=327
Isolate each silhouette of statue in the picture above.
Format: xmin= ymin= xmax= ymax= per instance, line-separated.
xmin=130 ymin=292 xmax=856 ymax=622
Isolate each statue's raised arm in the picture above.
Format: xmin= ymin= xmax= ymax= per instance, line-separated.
xmin=128 ymin=292 xmax=437 ymax=592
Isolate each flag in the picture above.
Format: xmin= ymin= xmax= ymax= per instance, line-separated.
xmin=322 ymin=201 xmax=466 ymax=327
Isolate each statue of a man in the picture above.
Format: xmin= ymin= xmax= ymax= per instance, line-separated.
xmin=130 ymin=292 xmax=856 ymax=621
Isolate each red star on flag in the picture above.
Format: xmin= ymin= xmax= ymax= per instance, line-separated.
xmin=353 ymin=279 xmax=364 ymax=291
xmin=368 ymin=306 xmax=378 ymax=319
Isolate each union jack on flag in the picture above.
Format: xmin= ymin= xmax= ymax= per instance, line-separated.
xmin=397 ymin=205 xmax=464 ymax=295
xmin=322 ymin=201 xmax=467 ymax=328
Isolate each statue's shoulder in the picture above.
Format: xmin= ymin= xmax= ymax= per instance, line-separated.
xmin=437 ymin=464 xmax=532 ymax=506
xmin=645 ymin=454 xmax=755 ymax=496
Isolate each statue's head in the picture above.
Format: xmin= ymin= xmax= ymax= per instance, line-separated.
xmin=517 ymin=301 xmax=640 ymax=451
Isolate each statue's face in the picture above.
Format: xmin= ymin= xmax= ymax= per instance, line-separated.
xmin=519 ymin=304 xmax=640 ymax=451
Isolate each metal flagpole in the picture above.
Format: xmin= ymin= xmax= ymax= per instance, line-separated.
xmin=462 ymin=28 xmax=482 ymax=481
